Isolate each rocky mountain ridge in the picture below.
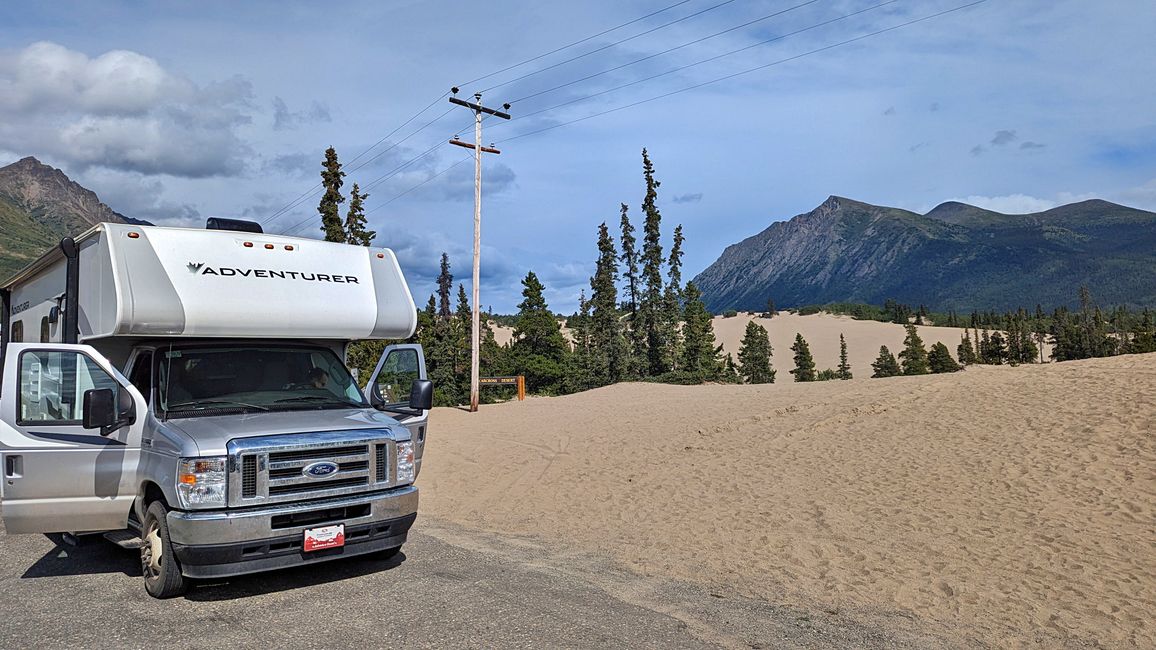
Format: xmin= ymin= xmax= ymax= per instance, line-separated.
xmin=692 ymin=195 xmax=1156 ymax=312
xmin=0 ymin=157 xmax=147 ymax=279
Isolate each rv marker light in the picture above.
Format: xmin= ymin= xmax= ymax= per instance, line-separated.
xmin=243 ymin=242 xmax=253 ymax=248
xmin=127 ymin=232 xmax=140 ymax=239
xmin=284 ymin=245 xmax=294 ymax=251
xmin=377 ymin=253 xmax=385 ymax=258
xmin=264 ymin=243 xmax=274 ymax=250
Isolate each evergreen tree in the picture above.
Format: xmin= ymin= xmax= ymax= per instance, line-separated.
xmin=436 ymin=253 xmax=453 ymax=320
xmin=764 ymin=298 xmax=775 ymax=318
xmin=661 ymin=224 xmax=685 ymax=369
xmin=871 ymin=346 xmax=901 ymax=378
xmin=836 ymin=333 xmax=852 ymax=379
xmin=928 ymin=342 xmax=962 ymax=373
xmin=899 ymin=324 xmax=929 ymax=375
xmin=510 ymin=271 xmax=570 ymax=393
xmin=988 ymin=331 xmax=1008 ymax=364
xmin=957 ymin=332 xmax=978 ymax=365
xmin=318 ymin=146 xmax=347 ymax=243
xmin=789 ymin=333 xmax=816 ymax=382
xmin=816 ymin=368 xmax=838 ymax=381
xmin=454 ymin=283 xmax=471 ymax=378
xmin=680 ymin=282 xmax=720 ymax=378
xmin=343 ymin=182 xmax=375 ymax=246
xmin=737 ymin=320 xmax=774 ymax=384
xmin=590 ymin=222 xmax=628 ymax=384
xmin=639 ymin=148 xmax=668 ymax=375
xmin=566 ymin=290 xmax=596 ymax=393
xmin=1128 ymin=309 xmax=1156 ymax=354
xmin=618 ymin=203 xmax=642 ymax=370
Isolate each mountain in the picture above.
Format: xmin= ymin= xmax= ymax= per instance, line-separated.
xmin=0 ymin=157 xmax=149 ymax=280
xmin=692 ymin=196 xmax=1156 ymax=313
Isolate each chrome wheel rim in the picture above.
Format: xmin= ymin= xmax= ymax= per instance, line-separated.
xmin=141 ymin=523 xmax=163 ymax=580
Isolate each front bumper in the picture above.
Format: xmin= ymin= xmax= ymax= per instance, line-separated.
xmin=166 ymin=486 xmax=418 ymax=579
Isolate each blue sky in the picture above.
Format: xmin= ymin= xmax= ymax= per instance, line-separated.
xmin=2 ymin=1 xmax=1154 ymax=312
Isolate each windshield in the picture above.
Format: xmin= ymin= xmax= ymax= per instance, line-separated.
xmin=157 ymin=345 xmax=368 ymax=418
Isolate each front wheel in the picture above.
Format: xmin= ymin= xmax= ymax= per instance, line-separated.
xmin=140 ymin=501 xmax=188 ymax=598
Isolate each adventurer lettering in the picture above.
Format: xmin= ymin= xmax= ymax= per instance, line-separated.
xmin=188 ymin=264 xmax=360 ymax=284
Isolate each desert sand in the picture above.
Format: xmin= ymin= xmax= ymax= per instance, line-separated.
xmin=491 ymin=312 xmax=1046 ymax=378
xmin=421 ymin=353 xmax=1155 ymax=647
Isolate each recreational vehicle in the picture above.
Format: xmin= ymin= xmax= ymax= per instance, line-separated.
xmin=0 ymin=220 xmax=432 ymax=597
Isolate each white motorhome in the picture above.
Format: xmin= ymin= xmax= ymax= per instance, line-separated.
xmin=0 ymin=219 xmax=432 ymax=598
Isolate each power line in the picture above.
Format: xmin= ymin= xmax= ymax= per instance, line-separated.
xmin=498 ymin=0 xmax=988 ymax=144
xmin=508 ymin=0 xmax=901 ymax=124
xmin=458 ymin=0 xmax=695 ymax=88
xmin=477 ymin=0 xmax=740 ymax=94
xmin=264 ymin=104 xmax=458 ymax=231
xmin=259 ymin=91 xmax=449 ymax=226
xmin=509 ymin=0 xmax=827 ymax=105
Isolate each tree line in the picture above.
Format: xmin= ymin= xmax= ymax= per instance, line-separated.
xmin=313 ymin=145 xmax=1156 ymax=405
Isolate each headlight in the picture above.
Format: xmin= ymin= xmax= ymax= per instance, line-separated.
xmin=396 ymin=441 xmax=415 ymax=484
xmin=176 ymin=457 xmax=227 ymax=509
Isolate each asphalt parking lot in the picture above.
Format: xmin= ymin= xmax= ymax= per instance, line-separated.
xmin=0 ymin=518 xmax=948 ymax=649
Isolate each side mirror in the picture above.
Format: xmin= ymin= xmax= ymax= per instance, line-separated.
xmin=82 ymin=388 xmax=117 ymax=431
xmin=409 ymin=379 xmax=434 ymax=411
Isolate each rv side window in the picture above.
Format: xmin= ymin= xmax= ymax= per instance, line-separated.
xmin=17 ymin=350 xmax=119 ymax=425
xmin=40 ymin=316 xmax=49 ymax=343
xmin=128 ymin=351 xmax=154 ymax=405
xmin=11 ymin=320 xmax=22 ymax=343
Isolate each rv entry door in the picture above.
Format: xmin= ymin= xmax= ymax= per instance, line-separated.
xmin=0 ymin=344 xmax=146 ymax=534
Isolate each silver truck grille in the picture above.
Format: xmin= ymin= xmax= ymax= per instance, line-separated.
xmin=226 ymin=429 xmax=397 ymax=507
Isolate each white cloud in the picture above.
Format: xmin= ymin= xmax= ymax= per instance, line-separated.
xmin=949 ymin=194 xmax=1060 ymax=214
xmin=0 ymin=41 xmax=252 ymax=177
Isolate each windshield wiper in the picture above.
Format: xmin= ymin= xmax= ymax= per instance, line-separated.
xmin=166 ymin=400 xmax=269 ymax=411
xmin=274 ymin=396 xmax=364 ymax=408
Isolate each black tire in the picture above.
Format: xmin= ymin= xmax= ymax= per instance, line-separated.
xmin=140 ymin=501 xmax=188 ymax=599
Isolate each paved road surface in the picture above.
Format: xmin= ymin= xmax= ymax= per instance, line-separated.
xmin=0 ymin=518 xmax=950 ymax=649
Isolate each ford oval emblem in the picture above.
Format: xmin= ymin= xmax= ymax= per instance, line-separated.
xmin=303 ymin=461 xmax=339 ymax=479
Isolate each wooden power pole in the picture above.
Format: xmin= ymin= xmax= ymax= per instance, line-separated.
xmin=448 ymin=89 xmax=510 ymax=412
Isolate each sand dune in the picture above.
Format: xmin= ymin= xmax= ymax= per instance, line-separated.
xmin=493 ymin=312 xmax=1044 ymax=378
xmin=421 ymin=354 xmax=1156 ymax=647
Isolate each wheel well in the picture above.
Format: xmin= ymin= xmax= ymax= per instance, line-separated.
xmin=140 ymin=482 xmax=167 ymax=511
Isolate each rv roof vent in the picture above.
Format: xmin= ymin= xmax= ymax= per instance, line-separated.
xmin=206 ymin=217 xmax=263 ymax=234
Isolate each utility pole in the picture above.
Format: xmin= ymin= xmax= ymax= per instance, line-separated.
xmin=448 ymin=88 xmax=510 ymax=412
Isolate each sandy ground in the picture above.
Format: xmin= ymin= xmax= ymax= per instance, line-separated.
xmin=490 ymin=312 xmax=1044 ymax=378
xmin=421 ymin=354 xmax=1156 ymax=647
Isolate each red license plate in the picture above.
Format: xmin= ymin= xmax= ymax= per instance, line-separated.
xmin=303 ymin=524 xmax=345 ymax=552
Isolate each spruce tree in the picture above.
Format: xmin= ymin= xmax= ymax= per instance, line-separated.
xmin=590 ymin=222 xmax=628 ymax=384
xmin=567 ymin=290 xmax=596 ymax=393
xmin=957 ymin=332 xmax=978 ymax=365
xmin=639 ymin=148 xmax=668 ymax=375
xmin=928 ymin=342 xmax=962 ymax=373
xmin=662 ymin=224 xmax=685 ymax=369
xmin=680 ymin=282 xmax=720 ymax=378
xmin=343 ymin=182 xmax=375 ymax=246
xmin=436 ymin=253 xmax=453 ymax=320
xmin=988 ymin=331 xmax=1008 ymax=364
xmin=737 ymin=320 xmax=774 ymax=384
xmin=764 ymin=298 xmax=775 ymax=319
xmin=510 ymin=271 xmax=569 ymax=393
xmin=871 ymin=346 xmax=901 ymax=378
xmin=618 ymin=204 xmax=643 ymax=376
xmin=319 ymin=146 xmax=347 ymax=243
xmin=789 ymin=333 xmax=816 ymax=382
xmin=836 ymin=333 xmax=852 ymax=379
xmin=899 ymin=324 xmax=930 ymax=375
